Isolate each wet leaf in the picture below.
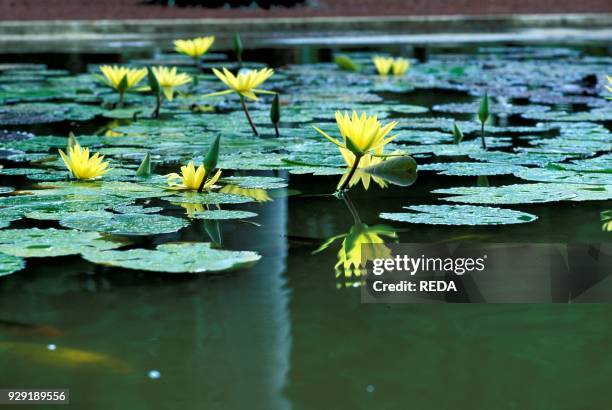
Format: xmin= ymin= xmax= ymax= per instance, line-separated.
xmin=380 ymin=205 xmax=537 ymax=225
xmin=82 ymin=242 xmax=260 ymax=273
xmin=0 ymin=228 xmax=125 ymax=257
xmin=59 ymin=213 xmax=189 ymax=236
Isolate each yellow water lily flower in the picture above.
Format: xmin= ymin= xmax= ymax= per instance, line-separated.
xmin=98 ymin=65 xmax=147 ymax=92
xmin=58 ymin=144 xmax=110 ymax=180
xmin=206 ymin=67 xmax=275 ymax=100
xmin=167 ymin=161 xmax=222 ymax=191
xmin=391 ymin=58 xmax=410 ymax=76
xmin=174 ymin=36 xmax=215 ymax=59
xmin=372 ymin=56 xmax=393 ymax=75
xmin=97 ymin=65 xmax=147 ymax=106
xmin=314 ymin=111 xmax=398 ymax=158
xmin=151 ymin=66 xmax=192 ymax=101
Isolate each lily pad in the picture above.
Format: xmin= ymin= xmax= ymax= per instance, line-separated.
xmin=434 ymin=183 xmax=612 ymax=204
xmin=514 ymin=168 xmax=612 ymax=185
xmin=82 ymin=242 xmax=260 ymax=273
xmin=59 ymin=213 xmax=189 ymax=236
xmin=192 ymin=210 xmax=258 ymax=220
xmin=0 ymin=252 xmax=25 ymax=276
xmin=0 ymin=228 xmax=125 ymax=257
xmin=380 ymin=205 xmax=538 ymax=225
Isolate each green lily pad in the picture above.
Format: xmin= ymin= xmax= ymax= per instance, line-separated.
xmin=514 ymin=168 xmax=612 ymax=185
xmin=82 ymin=242 xmax=260 ymax=273
xmin=0 ymin=228 xmax=125 ymax=257
xmin=380 ymin=205 xmax=538 ymax=225
xmin=0 ymin=252 xmax=25 ymax=276
xmin=219 ymin=176 xmax=287 ymax=189
xmin=419 ymin=162 xmax=523 ymax=176
xmin=435 ymin=183 xmax=612 ymax=204
xmin=164 ymin=192 xmax=253 ymax=205
xmin=59 ymin=213 xmax=188 ymax=236
xmin=192 ymin=210 xmax=258 ymax=220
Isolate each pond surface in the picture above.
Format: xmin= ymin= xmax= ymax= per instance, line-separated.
xmin=0 ymin=42 xmax=611 ymax=409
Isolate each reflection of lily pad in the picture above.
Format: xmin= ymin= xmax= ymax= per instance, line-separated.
xmin=0 ymin=252 xmax=25 ymax=276
xmin=0 ymin=228 xmax=125 ymax=257
xmin=380 ymin=205 xmax=537 ymax=225
xmin=59 ymin=213 xmax=188 ymax=236
xmin=82 ymin=242 xmax=260 ymax=273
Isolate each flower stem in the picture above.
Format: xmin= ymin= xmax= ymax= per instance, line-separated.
xmin=240 ymin=96 xmax=259 ymax=136
xmin=274 ymin=123 xmax=280 ymax=138
xmin=118 ymin=91 xmax=125 ymax=108
xmin=342 ymin=191 xmax=361 ymax=225
xmin=338 ymin=155 xmax=362 ymax=192
xmin=197 ymin=175 xmax=208 ymax=194
xmin=480 ymin=122 xmax=487 ymax=150
xmin=153 ymin=94 xmax=162 ymax=119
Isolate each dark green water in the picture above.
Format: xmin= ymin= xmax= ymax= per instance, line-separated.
xmin=0 ymin=43 xmax=611 ymax=409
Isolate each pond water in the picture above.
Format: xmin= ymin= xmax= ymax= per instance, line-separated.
xmin=0 ymin=42 xmax=611 ymax=409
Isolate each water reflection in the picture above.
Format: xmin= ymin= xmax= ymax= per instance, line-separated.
xmin=314 ymin=193 xmax=397 ymax=287
xmin=221 ymin=184 xmax=271 ymax=202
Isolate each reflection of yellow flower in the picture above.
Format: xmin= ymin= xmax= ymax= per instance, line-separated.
xmin=337 ymin=148 xmax=386 ymax=190
xmin=58 ymin=144 xmax=110 ymax=180
xmin=166 ymin=161 xmax=221 ymax=191
xmin=372 ymin=56 xmax=393 ymax=75
xmin=605 ymin=75 xmax=612 ymax=99
xmin=391 ymin=58 xmax=410 ymax=76
xmin=98 ymin=65 xmax=147 ymax=92
xmin=206 ymin=67 xmax=275 ymax=100
xmin=220 ymin=185 xmax=271 ymax=202
xmin=180 ymin=202 xmax=204 ymax=218
xmin=314 ymin=111 xmax=398 ymax=157
xmin=315 ymin=223 xmax=398 ymax=280
xmin=152 ymin=66 xmax=192 ymax=101
xmin=602 ymin=210 xmax=612 ymax=231
xmin=174 ymin=36 xmax=215 ymax=58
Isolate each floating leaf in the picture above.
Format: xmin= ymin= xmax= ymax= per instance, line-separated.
xmin=514 ymin=168 xmax=612 ymax=185
xmin=192 ymin=210 xmax=257 ymax=220
xmin=0 ymin=228 xmax=125 ymax=257
xmin=435 ymin=183 xmax=612 ymax=204
xmin=59 ymin=213 xmax=188 ymax=236
xmin=0 ymin=252 xmax=25 ymax=276
xmin=380 ymin=205 xmax=537 ymax=225
xmin=82 ymin=242 xmax=260 ymax=273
